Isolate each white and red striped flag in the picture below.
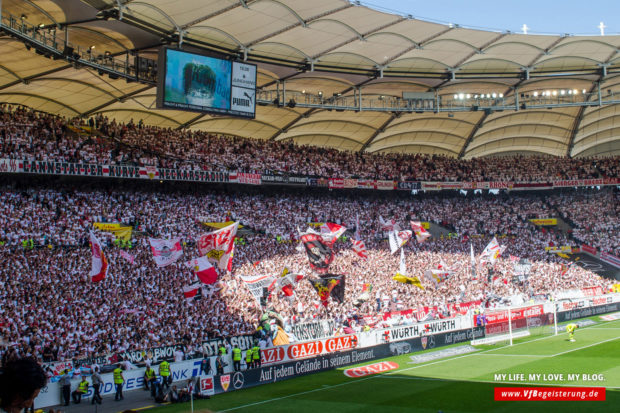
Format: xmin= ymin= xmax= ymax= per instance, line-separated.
xmin=351 ymin=213 xmax=368 ymax=259
xmin=89 ymin=231 xmax=108 ymax=283
xmin=185 ymin=256 xmax=218 ymax=284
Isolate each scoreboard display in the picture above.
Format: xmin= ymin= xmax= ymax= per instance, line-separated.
xmin=157 ymin=48 xmax=256 ymax=119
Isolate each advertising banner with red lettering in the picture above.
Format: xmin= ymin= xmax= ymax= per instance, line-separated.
xmin=238 ymin=173 xmax=261 ymax=185
xmin=482 ymin=305 xmax=545 ymax=325
xmin=376 ymin=180 xmax=395 ymax=190
xmin=260 ymin=334 xmax=359 ymax=366
xmin=328 ymin=178 xmax=344 ymax=189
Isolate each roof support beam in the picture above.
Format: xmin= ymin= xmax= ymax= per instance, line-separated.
xmin=0 ymin=64 xmax=72 ymax=92
xmin=459 ymin=111 xmax=489 ymax=158
xmin=0 ymin=92 xmax=80 ymax=114
xmin=453 ymin=32 xmax=506 ymax=69
xmin=80 ymin=85 xmax=153 ymax=117
xmin=359 ymin=112 xmax=399 ymax=152
xmin=566 ymin=47 xmax=618 ymax=156
xmin=269 ymin=107 xmax=317 ymax=141
xmin=177 ymin=113 xmax=207 ymax=130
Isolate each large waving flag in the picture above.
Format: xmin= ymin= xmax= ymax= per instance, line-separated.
xmin=277 ymin=267 xmax=305 ymax=297
xmin=89 ymin=231 xmax=108 ymax=283
xmin=308 ymin=274 xmax=343 ymax=307
xmin=351 ymin=213 xmax=368 ymax=259
xmin=388 ymin=230 xmax=412 ymax=254
xmin=300 ymin=230 xmax=334 ymax=273
xmin=149 ymin=238 xmax=183 ymax=267
xmin=410 ymin=221 xmax=431 ymax=243
xmin=185 ymin=256 xmax=218 ymax=284
xmin=392 ymin=249 xmax=424 ymax=289
xmin=320 ymin=223 xmax=347 ymax=246
xmin=480 ymin=237 xmax=503 ymax=264
xmin=197 ymin=222 xmax=238 ymax=270
xmin=424 ymin=269 xmax=450 ymax=286
xmin=239 ymin=274 xmax=277 ymax=307
xmin=379 ymin=216 xmax=399 ymax=232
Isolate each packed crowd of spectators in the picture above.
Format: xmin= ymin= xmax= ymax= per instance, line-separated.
xmin=0 ymin=104 xmax=618 ymax=367
xmin=549 ymin=190 xmax=620 ymax=256
xmin=1 ymin=104 xmax=619 ymax=182
xmin=0 ymin=181 xmax=614 ymax=366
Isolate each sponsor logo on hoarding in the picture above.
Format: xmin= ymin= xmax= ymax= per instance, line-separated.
xmin=232 ymin=372 xmax=245 ymax=389
xmin=287 ymin=341 xmax=324 ymax=359
xmin=343 ymin=361 xmax=399 ymax=378
xmin=324 ymin=335 xmax=357 ymax=352
xmin=220 ymin=374 xmax=230 ymax=391
xmin=201 ymin=377 xmax=213 ymax=391
xmin=262 ymin=347 xmax=286 ymax=365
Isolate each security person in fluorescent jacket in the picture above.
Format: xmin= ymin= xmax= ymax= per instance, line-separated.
xmin=113 ymin=364 xmax=124 ymax=401
xmin=72 ymin=376 xmax=89 ymax=404
xmin=159 ymin=360 xmax=171 ymax=390
xmin=566 ymin=323 xmax=578 ymax=342
xmin=232 ymin=344 xmax=242 ymax=371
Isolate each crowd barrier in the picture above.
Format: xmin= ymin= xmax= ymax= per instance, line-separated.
xmin=34 ymin=293 xmax=620 ymax=408
xmin=2 ymin=158 xmax=618 ymax=192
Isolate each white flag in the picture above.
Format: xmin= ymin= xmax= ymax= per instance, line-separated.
xmin=149 ymin=238 xmax=183 ymax=267
xmin=389 ymin=230 xmax=412 ymax=254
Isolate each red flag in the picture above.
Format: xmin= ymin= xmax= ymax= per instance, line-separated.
xmin=185 ymin=257 xmax=218 ymax=284
xmin=89 ymin=231 xmax=108 ymax=283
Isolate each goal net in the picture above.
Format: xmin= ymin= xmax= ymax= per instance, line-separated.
xmin=471 ymin=303 xmax=556 ymax=346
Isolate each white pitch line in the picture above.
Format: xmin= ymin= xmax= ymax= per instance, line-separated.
xmin=587 ymin=327 xmax=620 ymax=330
xmin=476 ymin=353 xmax=548 ymax=357
xmin=217 ymin=375 xmax=377 ymax=412
xmin=549 ymin=336 xmax=620 ymax=357
xmin=218 ymin=319 xmax=620 ymax=411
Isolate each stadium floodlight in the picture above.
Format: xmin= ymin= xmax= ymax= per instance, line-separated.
xmin=492 ymin=93 xmax=497 ymax=98
xmin=533 ymin=91 xmax=538 ymax=97
xmin=466 ymin=94 xmax=471 ymax=99
xmin=458 ymin=93 xmax=464 ymax=100
xmin=499 ymin=93 xmax=503 ymax=98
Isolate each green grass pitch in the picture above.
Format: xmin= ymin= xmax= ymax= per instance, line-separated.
xmin=152 ymin=317 xmax=620 ymax=412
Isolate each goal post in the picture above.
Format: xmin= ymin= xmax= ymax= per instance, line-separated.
xmin=470 ymin=302 xmax=557 ymax=346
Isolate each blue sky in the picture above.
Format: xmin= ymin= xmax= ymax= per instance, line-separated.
xmin=362 ymin=1 xmax=618 ymax=35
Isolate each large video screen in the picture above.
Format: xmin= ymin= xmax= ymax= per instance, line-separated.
xmin=157 ymin=48 xmax=256 ymax=119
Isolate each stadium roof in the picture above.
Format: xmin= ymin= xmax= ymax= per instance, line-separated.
xmin=1 ymin=0 xmax=620 ymax=158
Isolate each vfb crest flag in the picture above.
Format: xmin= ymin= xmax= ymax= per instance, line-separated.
xmin=197 ymin=222 xmax=238 ymax=270
xmin=300 ymin=233 xmax=334 ymax=274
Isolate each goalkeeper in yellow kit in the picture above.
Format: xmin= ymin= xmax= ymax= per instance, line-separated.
xmin=566 ymin=323 xmax=578 ymax=342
